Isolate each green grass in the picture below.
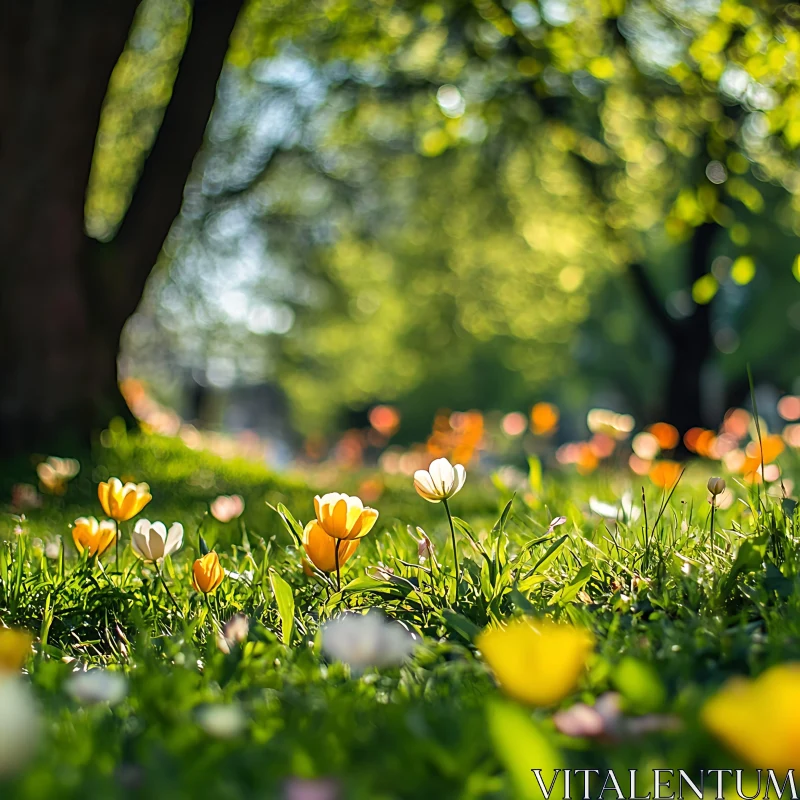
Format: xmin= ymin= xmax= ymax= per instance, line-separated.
xmin=1 ymin=430 xmax=799 ymax=798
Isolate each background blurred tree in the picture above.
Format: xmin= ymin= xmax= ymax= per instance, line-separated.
xmin=126 ymin=0 xmax=800 ymax=442
xmin=4 ymin=0 xmax=800 ymax=452
xmin=0 ymin=0 xmax=241 ymax=453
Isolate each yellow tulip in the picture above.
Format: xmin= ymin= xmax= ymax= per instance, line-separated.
xmin=702 ymin=664 xmax=800 ymax=772
xmin=0 ymin=629 xmax=32 ymax=673
xmin=313 ymin=493 xmax=378 ymax=541
xmin=72 ymin=517 xmax=117 ymax=557
xmin=192 ymin=552 xmax=224 ymax=593
xmin=98 ymin=478 xmax=151 ymax=522
xmin=302 ymin=520 xmax=360 ymax=573
xmin=476 ymin=617 xmax=594 ymax=707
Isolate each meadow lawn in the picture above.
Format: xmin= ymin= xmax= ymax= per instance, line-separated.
xmin=0 ymin=428 xmax=797 ymax=799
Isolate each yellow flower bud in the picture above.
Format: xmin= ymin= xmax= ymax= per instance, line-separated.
xmin=192 ymin=552 xmax=224 ymax=594
xmin=98 ymin=478 xmax=151 ymax=522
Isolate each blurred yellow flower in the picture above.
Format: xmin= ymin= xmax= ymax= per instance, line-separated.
xmin=98 ymin=478 xmax=151 ymax=522
xmin=0 ymin=629 xmax=32 ymax=673
xmin=302 ymin=520 xmax=360 ymax=573
xmin=476 ymin=617 xmax=594 ymax=707
xmin=72 ymin=517 xmax=117 ymax=558
xmin=702 ymin=664 xmax=800 ymax=772
xmin=192 ymin=552 xmax=224 ymax=593
xmin=36 ymin=456 xmax=79 ymax=495
xmin=313 ymin=493 xmax=378 ymax=541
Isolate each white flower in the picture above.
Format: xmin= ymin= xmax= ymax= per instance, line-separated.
xmin=196 ymin=703 xmax=246 ymax=738
xmin=321 ymin=611 xmax=417 ymax=672
xmin=210 ymin=495 xmax=245 ymax=523
xmin=413 ymin=457 xmax=466 ymax=503
xmin=0 ymin=677 xmax=40 ymax=776
xmin=588 ymin=492 xmax=641 ymax=523
xmin=66 ymin=669 xmax=127 ymax=705
xmin=131 ymin=520 xmax=184 ymax=563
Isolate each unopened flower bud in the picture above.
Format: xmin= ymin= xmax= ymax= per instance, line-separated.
xmin=707 ymin=477 xmax=726 ymax=496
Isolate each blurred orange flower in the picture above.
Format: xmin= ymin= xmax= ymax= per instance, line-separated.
xmin=531 ymin=403 xmax=559 ymax=436
xmin=649 ymin=460 xmax=683 ymax=489
xmin=647 ymin=422 xmax=679 ymax=451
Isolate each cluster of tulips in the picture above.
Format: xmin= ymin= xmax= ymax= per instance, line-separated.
xmin=70 ymin=458 xmax=469 ymax=602
xmin=302 ymin=456 xmax=467 ymax=590
xmin=72 ymin=478 xmax=223 ymax=595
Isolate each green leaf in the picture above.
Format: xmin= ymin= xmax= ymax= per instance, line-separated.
xmin=531 ymin=534 xmax=568 ymax=573
xmin=549 ymin=563 xmax=592 ymax=606
xmin=441 ymin=609 xmax=482 ymax=643
xmin=269 ymin=570 xmax=295 ymax=645
xmin=613 ymin=657 xmax=666 ymax=714
xmin=486 ymin=699 xmax=563 ymax=800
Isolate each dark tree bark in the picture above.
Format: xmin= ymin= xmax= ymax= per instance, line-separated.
xmin=0 ymin=0 xmax=242 ymax=454
xmin=630 ymin=222 xmax=718 ymax=437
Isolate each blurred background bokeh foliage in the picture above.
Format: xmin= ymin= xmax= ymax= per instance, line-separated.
xmin=85 ymin=0 xmax=800 ymax=444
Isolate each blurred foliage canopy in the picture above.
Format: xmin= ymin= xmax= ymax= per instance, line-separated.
xmin=90 ymin=0 xmax=800 ymax=434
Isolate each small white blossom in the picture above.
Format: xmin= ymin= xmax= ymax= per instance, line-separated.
xmin=210 ymin=495 xmax=245 ymax=523
xmin=66 ymin=669 xmax=128 ymax=705
xmin=196 ymin=703 xmax=246 ymax=738
xmin=0 ymin=677 xmax=40 ymax=776
xmin=321 ymin=611 xmax=417 ymax=672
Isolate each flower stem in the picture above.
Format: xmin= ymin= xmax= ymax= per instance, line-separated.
xmin=334 ymin=539 xmax=342 ymax=592
xmin=443 ymin=498 xmax=459 ymax=605
xmin=157 ymin=562 xmax=181 ymax=614
xmin=114 ymin=520 xmax=120 ymax=574
xmin=709 ymin=498 xmax=716 ymax=553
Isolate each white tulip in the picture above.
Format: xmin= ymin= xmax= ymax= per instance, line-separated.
xmin=413 ymin=457 xmax=467 ymax=503
xmin=65 ymin=668 xmax=128 ymax=705
xmin=0 ymin=677 xmax=40 ymax=776
xmin=321 ymin=611 xmax=417 ymax=673
xmin=131 ymin=520 xmax=184 ymax=563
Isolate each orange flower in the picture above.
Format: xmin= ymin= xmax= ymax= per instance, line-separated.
xmin=192 ymin=552 xmax=224 ymax=593
xmin=72 ymin=517 xmax=117 ymax=557
xmin=302 ymin=520 xmax=360 ymax=573
xmin=649 ymin=460 xmax=682 ymax=489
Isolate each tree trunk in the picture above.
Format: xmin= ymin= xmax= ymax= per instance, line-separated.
xmin=0 ymin=0 xmax=242 ymax=455
xmin=630 ymin=222 xmax=717 ymax=439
